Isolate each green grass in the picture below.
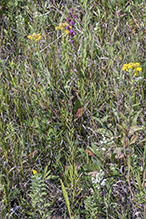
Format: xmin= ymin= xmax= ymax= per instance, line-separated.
xmin=0 ymin=0 xmax=146 ymax=218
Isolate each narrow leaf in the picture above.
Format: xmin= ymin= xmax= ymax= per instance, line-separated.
xmin=129 ymin=133 xmax=138 ymax=145
xmin=60 ymin=179 xmax=73 ymax=219
xmin=129 ymin=126 xmax=143 ymax=136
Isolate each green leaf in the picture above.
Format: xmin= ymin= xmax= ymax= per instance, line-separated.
xmin=137 ymin=138 xmax=146 ymax=144
xmin=81 ymin=163 xmax=101 ymax=173
xmin=34 ymin=117 xmax=40 ymax=128
xmin=129 ymin=126 xmax=143 ymax=136
xmin=60 ymin=179 xmax=73 ymax=219
xmin=111 ymin=153 xmax=117 ymax=163
xmin=117 ymin=124 xmax=127 ymax=135
xmin=129 ymin=133 xmax=138 ymax=145
xmin=131 ymin=111 xmax=141 ymax=126
xmin=96 ymin=128 xmax=105 ymax=135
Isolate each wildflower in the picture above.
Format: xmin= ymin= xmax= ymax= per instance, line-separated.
xmin=91 ymin=170 xmax=106 ymax=190
xmin=68 ymin=12 xmax=72 ymax=17
xmin=122 ymin=62 xmax=142 ymax=76
xmin=70 ymin=20 xmax=75 ymax=27
xmin=65 ymin=30 xmax=70 ymax=34
xmin=135 ymin=67 xmax=142 ymax=72
xmin=122 ymin=64 xmax=129 ymax=71
xmin=135 ymin=76 xmax=143 ymax=81
xmin=73 ymin=14 xmax=77 ymax=18
xmin=128 ymin=62 xmax=134 ymax=69
xmin=67 ymin=17 xmax=71 ymax=23
xmin=32 ymin=169 xmax=37 ymax=175
xmin=55 ymin=22 xmax=70 ymax=34
xmin=27 ymin=33 xmax=42 ymax=42
xmin=66 ymin=25 xmax=71 ymax=30
xmin=134 ymin=67 xmax=142 ymax=76
xmin=134 ymin=63 xmax=140 ymax=67
xmin=55 ymin=10 xmax=77 ymax=44
xmin=70 ymin=29 xmax=75 ymax=37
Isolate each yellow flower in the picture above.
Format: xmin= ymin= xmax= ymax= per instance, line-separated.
xmin=134 ymin=67 xmax=142 ymax=76
xmin=27 ymin=33 xmax=42 ymax=42
xmin=122 ymin=62 xmax=142 ymax=76
xmin=134 ymin=62 xmax=140 ymax=67
xmin=32 ymin=169 xmax=37 ymax=175
xmin=128 ymin=63 xmax=134 ymax=69
xmin=122 ymin=66 xmax=127 ymax=71
xmin=65 ymin=30 xmax=70 ymax=34
xmin=55 ymin=22 xmax=70 ymax=34
xmin=27 ymin=35 xmax=33 ymax=40
xmin=55 ymin=26 xmax=60 ymax=30
xmin=122 ymin=64 xmax=129 ymax=71
xmin=136 ymin=67 xmax=142 ymax=72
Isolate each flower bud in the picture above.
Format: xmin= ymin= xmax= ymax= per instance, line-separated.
xmin=70 ymin=20 xmax=75 ymax=27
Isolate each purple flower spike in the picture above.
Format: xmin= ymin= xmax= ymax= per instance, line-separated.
xmin=73 ymin=14 xmax=77 ymax=18
xmin=66 ymin=25 xmax=70 ymax=30
xmin=67 ymin=17 xmax=71 ymax=23
xmin=70 ymin=21 xmax=75 ymax=27
xmin=71 ymin=39 xmax=74 ymax=43
xmin=70 ymin=8 xmax=73 ymax=11
xmin=70 ymin=29 xmax=75 ymax=37
xmin=68 ymin=12 xmax=72 ymax=17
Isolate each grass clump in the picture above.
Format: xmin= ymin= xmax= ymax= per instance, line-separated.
xmin=0 ymin=0 xmax=146 ymax=218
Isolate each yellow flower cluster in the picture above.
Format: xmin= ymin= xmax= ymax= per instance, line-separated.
xmin=55 ymin=22 xmax=70 ymax=34
xmin=32 ymin=169 xmax=37 ymax=175
xmin=27 ymin=33 xmax=42 ymax=42
xmin=122 ymin=62 xmax=142 ymax=76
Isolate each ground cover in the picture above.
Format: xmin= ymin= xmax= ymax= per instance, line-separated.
xmin=0 ymin=0 xmax=146 ymax=218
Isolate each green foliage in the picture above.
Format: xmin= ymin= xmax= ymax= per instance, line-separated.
xmin=0 ymin=0 xmax=146 ymax=218
xmin=28 ymin=172 xmax=52 ymax=218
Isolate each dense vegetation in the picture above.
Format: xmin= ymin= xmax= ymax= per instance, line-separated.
xmin=0 ymin=0 xmax=146 ymax=218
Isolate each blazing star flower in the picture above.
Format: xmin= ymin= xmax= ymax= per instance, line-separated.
xmin=70 ymin=20 xmax=75 ymax=27
xmin=66 ymin=25 xmax=71 ymax=30
xmin=70 ymin=29 xmax=75 ymax=37
xmin=73 ymin=14 xmax=77 ymax=18
xmin=68 ymin=12 xmax=72 ymax=17
xmin=67 ymin=17 xmax=71 ymax=23
xmin=56 ymin=11 xmax=77 ymax=45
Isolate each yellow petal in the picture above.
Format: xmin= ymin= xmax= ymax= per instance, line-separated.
xmin=65 ymin=30 xmax=70 ymax=34
xmin=135 ymin=62 xmax=140 ymax=67
xmin=137 ymin=67 xmax=142 ymax=72
xmin=27 ymin=35 xmax=32 ymax=39
xmin=32 ymin=169 xmax=37 ymax=175
xmin=134 ymin=72 xmax=139 ymax=76
xmin=122 ymin=66 xmax=127 ymax=71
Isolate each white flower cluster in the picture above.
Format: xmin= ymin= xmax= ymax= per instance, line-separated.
xmin=94 ymin=22 xmax=100 ymax=31
xmin=91 ymin=170 xmax=107 ymax=191
xmin=99 ymin=135 xmax=114 ymax=146
xmin=135 ymin=76 xmax=143 ymax=81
